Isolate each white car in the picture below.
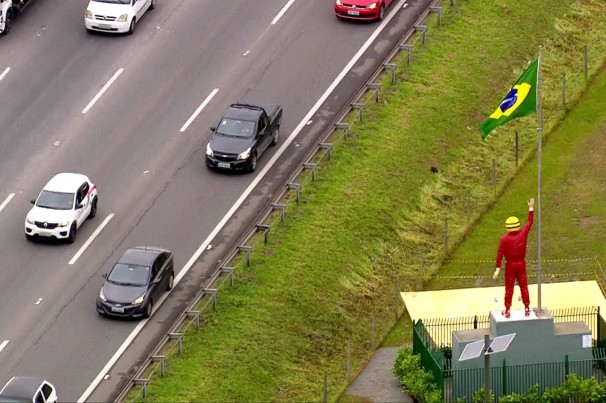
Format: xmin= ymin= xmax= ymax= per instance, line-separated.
xmin=0 ymin=376 xmax=57 ymax=403
xmin=25 ymin=173 xmax=98 ymax=244
xmin=85 ymin=0 xmax=155 ymax=34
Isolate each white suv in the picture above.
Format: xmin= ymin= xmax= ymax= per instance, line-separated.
xmin=85 ymin=0 xmax=155 ymax=35
xmin=25 ymin=173 xmax=98 ymax=243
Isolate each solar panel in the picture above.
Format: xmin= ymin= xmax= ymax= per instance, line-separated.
xmin=486 ymin=333 xmax=516 ymax=354
xmin=458 ymin=339 xmax=485 ymax=361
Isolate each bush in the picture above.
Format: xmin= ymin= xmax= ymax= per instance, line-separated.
xmin=393 ymin=347 xmax=442 ymax=403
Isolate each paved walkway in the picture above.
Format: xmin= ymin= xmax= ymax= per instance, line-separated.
xmin=345 ymin=347 xmax=413 ymax=402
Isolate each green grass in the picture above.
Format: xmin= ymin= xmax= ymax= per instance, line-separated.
xmin=133 ymin=0 xmax=606 ymax=401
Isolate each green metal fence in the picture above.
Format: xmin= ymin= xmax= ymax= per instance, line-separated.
xmin=412 ymin=307 xmax=606 ymax=401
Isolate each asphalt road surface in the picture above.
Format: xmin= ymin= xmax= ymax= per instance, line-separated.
xmin=0 ymin=0 xmax=433 ymax=401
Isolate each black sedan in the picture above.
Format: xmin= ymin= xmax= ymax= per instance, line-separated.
xmin=96 ymin=246 xmax=174 ymax=318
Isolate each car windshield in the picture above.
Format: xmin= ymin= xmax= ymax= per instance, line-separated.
xmin=36 ymin=190 xmax=74 ymax=210
xmin=92 ymin=0 xmax=130 ymax=4
xmin=108 ymin=263 xmax=150 ymax=286
xmin=216 ymin=118 xmax=256 ymax=138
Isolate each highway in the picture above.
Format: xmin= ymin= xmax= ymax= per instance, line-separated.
xmin=0 ymin=0 xmax=432 ymax=400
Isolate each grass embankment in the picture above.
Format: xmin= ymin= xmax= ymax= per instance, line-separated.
xmin=138 ymin=0 xmax=606 ymax=401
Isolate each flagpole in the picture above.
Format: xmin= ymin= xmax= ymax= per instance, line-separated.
xmin=536 ymin=46 xmax=543 ymax=316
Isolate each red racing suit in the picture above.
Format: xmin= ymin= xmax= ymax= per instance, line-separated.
xmin=495 ymin=209 xmax=534 ymax=311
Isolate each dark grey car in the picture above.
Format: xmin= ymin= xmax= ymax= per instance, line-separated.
xmin=96 ymin=246 xmax=174 ymax=318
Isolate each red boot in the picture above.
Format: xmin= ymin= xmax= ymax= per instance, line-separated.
xmin=502 ymin=309 xmax=511 ymax=319
xmin=525 ymin=306 xmax=531 ymax=317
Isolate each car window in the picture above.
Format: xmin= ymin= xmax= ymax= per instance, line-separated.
xmin=35 ymin=391 xmax=44 ymax=403
xmin=108 ymin=263 xmax=150 ymax=286
xmin=41 ymin=383 xmax=53 ymax=400
xmin=92 ymin=0 xmax=130 ymax=4
xmin=155 ymin=253 xmax=167 ymax=270
xmin=36 ymin=190 xmax=75 ymax=210
xmin=216 ymin=118 xmax=256 ymax=138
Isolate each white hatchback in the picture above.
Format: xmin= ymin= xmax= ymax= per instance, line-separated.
xmin=85 ymin=0 xmax=155 ymax=34
xmin=25 ymin=173 xmax=99 ymax=244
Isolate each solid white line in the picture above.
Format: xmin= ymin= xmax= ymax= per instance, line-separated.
xmin=272 ymin=0 xmax=296 ymax=25
xmin=0 ymin=340 xmax=8 ymax=353
xmin=0 ymin=193 xmax=15 ymax=213
xmin=0 ymin=67 xmax=10 ymax=81
xmin=78 ymin=3 xmax=404 ymax=401
xmin=69 ymin=214 xmax=114 ymax=265
xmin=82 ymin=68 xmax=124 ymax=114
xmin=179 ymin=88 xmax=219 ymax=133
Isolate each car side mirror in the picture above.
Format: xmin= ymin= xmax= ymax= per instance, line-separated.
xmin=77 ymin=203 xmax=84 ymax=209
xmin=152 ymin=277 xmax=161 ymax=285
xmin=102 ymin=273 xmax=107 ymax=279
xmin=30 ymin=199 xmax=35 ymax=205
xmin=210 ymin=126 xmax=216 ymax=132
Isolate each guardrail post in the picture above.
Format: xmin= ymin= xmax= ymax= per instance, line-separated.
xmin=239 ymin=245 xmax=253 ymax=267
xmin=367 ymin=83 xmax=381 ymax=102
xmin=319 ymin=143 xmax=333 ymax=160
xmin=168 ymin=333 xmax=184 ymax=353
xmin=204 ymin=288 xmax=218 ymax=310
xmin=303 ymin=162 xmax=318 ymax=181
xmin=384 ymin=63 xmax=397 ymax=84
xmin=335 ymin=122 xmax=349 ymax=140
xmin=414 ymin=24 xmax=428 ymax=44
xmin=151 ymin=355 xmax=166 ymax=377
xmin=256 ymin=224 xmax=271 ymax=244
xmin=221 ymin=266 xmax=235 ymax=286
xmin=271 ymin=203 xmax=286 ymax=221
xmin=288 ymin=183 xmax=301 ymax=204
xmin=134 ymin=379 xmax=148 ymax=398
xmin=351 ymin=102 xmax=364 ymax=122
xmin=429 ymin=6 xmax=443 ymax=26
xmin=186 ymin=310 xmax=202 ymax=331
xmin=399 ymin=44 xmax=413 ymax=64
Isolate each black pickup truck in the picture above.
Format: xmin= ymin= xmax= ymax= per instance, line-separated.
xmin=205 ymin=102 xmax=283 ymax=173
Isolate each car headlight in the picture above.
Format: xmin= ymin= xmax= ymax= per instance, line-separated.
xmin=99 ymin=289 xmax=107 ymax=302
xmin=85 ymin=10 xmax=93 ymax=19
xmin=238 ymin=148 xmax=252 ymax=160
xmin=133 ymin=295 xmax=145 ymax=305
xmin=205 ymin=143 xmax=213 ymax=157
xmin=336 ymin=0 xmax=342 ymax=5
xmin=368 ymin=2 xmax=378 ymax=9
xmin=117 ymin=14 xmax=128 ymax=22
xmin=26 ymin=216 xmax=35 ymax=224
xmin=58 ymin=221 xmax=70 ymax=228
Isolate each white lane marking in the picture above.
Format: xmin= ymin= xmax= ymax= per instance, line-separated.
xmin=0 ymin=193 xmax=15 ymax=213
xmin=0 ymin=340 xmax=8 ymax=353
xmin=272 ymin=0 xmax=296 ymax=25
xmin=82 ymin=68 xmax=124 ymax=114
xmin=179 ymin=88 xmax=219 ymax=133
xmin=0 ymin=67 xmax=10 ymax=81
xmin=35 ymin=298 xmax=43 ymax=305
xmin=69 ymin=214 xmax=114 ymax=265
xmin=79 ymin=3 xmax=404 ymax=401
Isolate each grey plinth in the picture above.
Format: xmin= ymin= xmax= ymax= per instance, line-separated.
xmin=451 ymin=308 xmax=593 ymax=400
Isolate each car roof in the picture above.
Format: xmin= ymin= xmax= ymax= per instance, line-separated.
xmin=223 ymin=104 xmax=263 ymax=121
xmin=116 ymin=246 xmax=171 ymax=267
xmin=43 ymin=173 xmax=90 ymax=193
xmin=0 ymin=376 xmax=46 ymax=400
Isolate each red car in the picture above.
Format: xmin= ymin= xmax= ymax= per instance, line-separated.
xmin=334 ymin=0 xmax=393 ymax=21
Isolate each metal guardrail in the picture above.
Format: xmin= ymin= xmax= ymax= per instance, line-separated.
xmin=114 ymin=1 xmax=445 ymax=401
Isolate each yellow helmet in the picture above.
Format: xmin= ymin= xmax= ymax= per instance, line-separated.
xmin=505 ymin=216 xmax=521 ymax=232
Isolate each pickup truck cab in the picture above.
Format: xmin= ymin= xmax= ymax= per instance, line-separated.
xmin=205 ymin=102 xmax=283 ymax=173
xmin=0 ymin=0 xmax=33 ymax=35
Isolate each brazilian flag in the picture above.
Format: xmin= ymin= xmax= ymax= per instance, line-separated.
xmin=479 ymin=58 xmax=539 ymax=140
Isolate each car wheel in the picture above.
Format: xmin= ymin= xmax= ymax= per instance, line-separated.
xmin=25 ymin=234 xmax=34 ymax=241
xmin=248 ymin=152 xmax=258 ymax=173
xmin=89 ymin=197 xmax=98 ymax=219
xmin=68 ymin=223 xmax=76 ymax=244
xmin=128 ymin=18 xmax=136 ymax=34
xmin=150 ymin=0 xmax=155 ymax=10
xmin=0 ymin=10 xmax=12 ymax=35
xmin=378 ymin=4 xmax=385 ymax=21
xmin=144 ymin=300 xmax=153 ymax=318
xmin=270 ymin=128 xmax=279 ymax=146
xmin=166 ymin=272 xmax=174 ymax=291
